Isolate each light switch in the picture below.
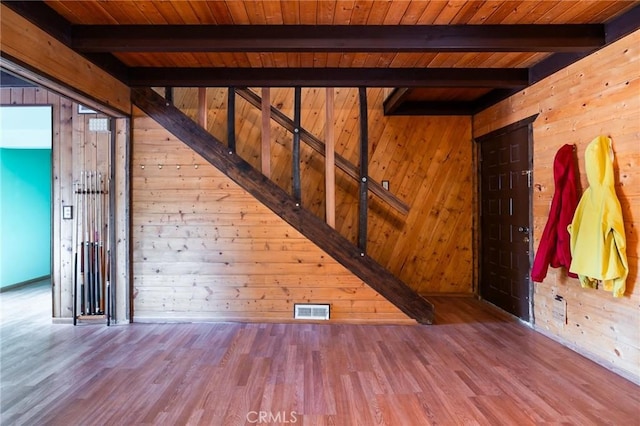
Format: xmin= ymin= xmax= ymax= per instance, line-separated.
xmin=62 ymin=205 xmax=73 ymax=220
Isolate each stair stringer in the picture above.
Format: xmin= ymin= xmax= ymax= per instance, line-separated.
xmin=132 ymin=87 xmax=435 ymax=324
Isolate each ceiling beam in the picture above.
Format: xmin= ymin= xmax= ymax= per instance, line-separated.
xmin=71 ymin=24 xmax=605 ymax=53
xmin=384 ymin=101 xmax=476 ymax=116
xmin=2 ymin=1 xmax=71 ymax=45
xmin=128 ymin=67 xmax=529 ymax=88
xmin=1 ymin=1 xmax=129 ymax=82
xmin=383 ymin=88 xmax=412 ymax=115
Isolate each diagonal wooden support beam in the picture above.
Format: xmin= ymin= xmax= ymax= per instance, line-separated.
xmin=235 ymin=88 xmax=409 ymax=215
xmin=131 ymin=87 xmax=434 ymax=324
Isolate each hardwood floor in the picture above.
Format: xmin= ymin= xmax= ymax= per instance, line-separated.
xmin=1 ymin=282 xmax=638 ymax=425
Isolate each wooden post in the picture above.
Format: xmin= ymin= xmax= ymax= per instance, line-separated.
xmin=358 ymin=87 xmax=368 ymax=253
xmin=292 ymin=87 xmax=301 ymax=204
xmin=227 ymin=87 xmax=235 ymax=153
xmin=261 ymin=88 xmax=271 ymax=178
xmin=198 ymin=88 xmax=207 ymax=128
xmin=325 ymin=88 xmax=335 ymax=228
xmin=164 ymin=87 xmax=173 ymax=104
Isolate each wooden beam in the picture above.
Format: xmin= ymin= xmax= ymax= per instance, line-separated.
xmin=382 ymin=88 xmax=411 ymax=115
xmin=385 ymin=100 xmax=476 ymax=116
xmin=128 ymin=67 xmax=529 ymax=88
xmin=3 ymin=1 xmax=71 ymax=45
xmin=325 ymin=88 xmax=335 ymax=228
xmin=235 ymin=88 xmax=409 ymax=215
xmin=227 ymin=87 xmax=235 ymax=153
xmin=472 ymin=89 xmax=521 ymax=114
xmin=72 ymin=24 xmax=604 ymax=53
xmin=197 ymin=88 xmax=207 ymax=128
xmin=358 ymin=88 xmax=368 ymax=252
xmin=0 ymin=4 xmax=130 ymax=116
xmin=292 ymin=87 xmax=302 ymax=204
xmin=261 ymin=88 xmax=271 ymax=178
xmin=131 ymin=87 xmax=434 ymax=324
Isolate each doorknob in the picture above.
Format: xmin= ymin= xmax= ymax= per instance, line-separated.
xmin=518 ymin=226 xmax=529 ymax=233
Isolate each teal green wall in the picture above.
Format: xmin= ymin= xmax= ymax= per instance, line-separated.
xmin=0 ymin=148 xmax=51 ymax=288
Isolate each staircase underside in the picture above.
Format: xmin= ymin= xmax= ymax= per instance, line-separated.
xmin=131 ymin=87 xmax=435 ymax=324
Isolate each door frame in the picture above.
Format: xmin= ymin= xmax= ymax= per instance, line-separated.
xmin=1 ymin=64 xmax=131 ymax=325
xmin=475 ymin=114 xmax=537 ymax=322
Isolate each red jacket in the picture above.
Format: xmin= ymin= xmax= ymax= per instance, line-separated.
xmin=531 ymin=144 xmax=580 ymax=282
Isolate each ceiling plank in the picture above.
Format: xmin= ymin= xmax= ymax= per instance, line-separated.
xmin=127 ymin=67 xmax=529 ymax=88
xmin=70 ymin=24 xmax=605 ymax=53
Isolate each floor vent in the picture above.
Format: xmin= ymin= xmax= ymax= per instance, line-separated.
xmin=294 ymin=304 xmax=330 ymax=320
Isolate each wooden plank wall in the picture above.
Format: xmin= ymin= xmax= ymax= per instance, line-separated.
xmin=474 ymin=30 xmax=640 ymax=382
xmin=174 ymin=87 xmax=474 ymax=295
xmin=0 ymin=86 xmax=128 ymax=322
xmin=113 ymin=118 xmax=130 ymax=322
xmin=131 ymin=106 xmax=414 ymax=324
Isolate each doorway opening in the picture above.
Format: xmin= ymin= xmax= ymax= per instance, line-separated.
xmin=0 ymin=70 xmax=122 ymax=324
xmin=0 ymin=99 xmax=52 ymax=317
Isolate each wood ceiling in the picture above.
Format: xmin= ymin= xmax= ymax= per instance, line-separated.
xmin=5 ymin=1 xmax=640 ymax=114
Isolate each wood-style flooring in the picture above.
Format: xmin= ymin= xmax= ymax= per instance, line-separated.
xmin=1 ymin=281 xmax=638 ymax=425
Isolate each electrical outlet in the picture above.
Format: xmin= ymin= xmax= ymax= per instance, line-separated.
xmin=552 ymin=294 xmax=567 ymax=326
xmin=62 ymin=205 xmax=73 ymax=220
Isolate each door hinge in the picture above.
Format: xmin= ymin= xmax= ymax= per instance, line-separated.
xmin=522 ymin=170 xmax=532 ymax=188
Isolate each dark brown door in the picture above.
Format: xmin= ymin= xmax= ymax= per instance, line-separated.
xmin=477 ymin=118 xmax=534 ymax=321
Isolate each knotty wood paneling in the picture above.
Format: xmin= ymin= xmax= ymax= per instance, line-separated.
xmin=113 ymin=117 xmax=130 ymax=322
xmin=173 ymin=87 xmax=474 ymax=295
xmin=131 ymin=107 xmax=414 ymax=324
xmin=47 ymin=1 xmax=633 ymax=25
xmin=474 ymin=30 xmax=640 ymax=382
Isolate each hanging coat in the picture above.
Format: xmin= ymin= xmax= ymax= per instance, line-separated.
xmin=531 ymin=144 xmax=580 ymax=282
xmin=568 ymin=136 xmax=628 ymax=297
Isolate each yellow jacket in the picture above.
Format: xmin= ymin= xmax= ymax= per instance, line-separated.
xmin=568 ymin=136 xmax=628 ymax=297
